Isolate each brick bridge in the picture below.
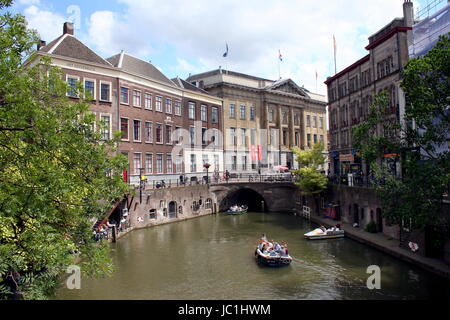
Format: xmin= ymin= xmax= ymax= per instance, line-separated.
xmin=209 ymin=181 xmax=298 ymax=213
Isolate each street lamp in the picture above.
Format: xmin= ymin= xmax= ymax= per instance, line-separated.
xmin=203 ymin=163 xmax=211 ymax=184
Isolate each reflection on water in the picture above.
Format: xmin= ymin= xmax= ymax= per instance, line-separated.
xmin=57 ymin=212 xmax=450 ymax=300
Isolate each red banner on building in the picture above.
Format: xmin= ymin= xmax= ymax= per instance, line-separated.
xmin=250 ymin=145 xmax=257 ymax=161
xmin=257 ymin=145 xmax=262 ymax=161
xmin=123 ymin=170 xmax=128 ymax=183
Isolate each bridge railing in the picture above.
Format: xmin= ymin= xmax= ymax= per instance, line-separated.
xmin=135 ymin=174 xmax=295 ymax=191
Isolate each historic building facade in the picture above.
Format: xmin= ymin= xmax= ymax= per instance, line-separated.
xmin=186 ymin=70 xmax=327 ymax=174
xmin=325 ymin=0 xmax=414 ymax=177
xmin=32 ymin=22 xmax=223 ymax=185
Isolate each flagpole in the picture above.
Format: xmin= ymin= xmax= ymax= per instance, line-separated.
xmin=333 ymin=35 xmax=337 ymax=75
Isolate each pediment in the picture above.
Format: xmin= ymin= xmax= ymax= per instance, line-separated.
xmin=269 ymin=79 xmax=308 ymax=97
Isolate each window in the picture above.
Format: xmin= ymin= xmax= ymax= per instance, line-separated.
xmin=229 ymin=104 xmax=236 ymax=118
xmin=100 ymin=115 xmax=111 ymax=140
xmin=314 ymin=134 xmax=317 ymax=144
xmin=319 ymin=117 xmax=324 ymax=129
xmin=189 ymin=126 xmax=195 ymax=146
xmin=212 ymin=107 xmax=218 ymax=123
xmin=120 ymin=118 xmax=129 ymax=140
xmin=145 ymin=121 xmax=153 ymax=143
xmin=133 ymin=153 xmax=141 ymax=175
xmin=268 ymin=109 xmax=275 ymax=122
xmin=306 ymin=115 xmax=311 ymax=127
xmin=145 ymin=154 xmax=153 ymax=174
xmin=144 ymin=93 xmax=152 ymax=110
xmin=190 ymin=154 xmax=196 ymax=172
xmin=84 ymin=80 xmax=95 ymax=99
xmin=165 ymin=98 xmax=172 ymax=114
xmin=307 ymin=134 xmax=311 ymax=147
xmin=294 ymin=113 xmax=300 ymax=126
xmin=120 ymin=87 xmax=129 ymax=104
xmin=202 ymin=154 xmax=209 ymax=166
xmin=320 ymin=135 xmax=324 ymax=143
xmin=166 ymin=154 xmax=173 ymax=173
xmin=212 ymin=129 xmax=219 ymax=147
xmin=250 ymin=106 xmax=255 ymax=121
xmin=313 ymin=116 xmax=317 ymax=128
xmin=282 ymin=112 xmax=288 ymax=124
xmin=242 ymin=156 xmax=247 ymax=171
xmin=175 ymin=100 xmax=181 ymax=115
xmin=250 ymin=129 xmax=256 ymax=146
xmin=156 ymin=123 xmax=163 ymax=143
xmin=155 ymin=96 xmax=162 ymax=112
xmin=202 ymin=128 xmax=207 ymax=146
xmin=100 ymin=82 xmax=110 ymax=101
xmin=201 ymin=105 xmax=207 ymax=122
xmin=67 ymin=76 xmax=78 ymax=97
xmin=240 ymin=105 xmax=246 ymax=120
xmin=269 ymin=128 xmax=277 ymax=145
xmin=165 ymin=125 xmax=172 ymax=144
xmin=133 ymin=90 xmax=141 ymax=107
xmin=174 ymin=126 xmax=181 ymax=145
xmin=133 ymin=120 xmax=141 ymax=141
xmin=188 ymin=102 xmax=196 ymax=120
xmin=231 ymin=156 xmax=237 ymax=170
xmin=230 ymin=127 xmax=237 ymax=146
xmin=156 ymin=154 xmax=163 ymax=173
xmin=175 ymin=155 xmax=183 ymax=173
xmin=295 ymin=132 xmax=300 ymax=146
xmin=283 ymin=130 xmax=288 ymax=145
xmin=240 ymin=128 xmax=246 ymax=146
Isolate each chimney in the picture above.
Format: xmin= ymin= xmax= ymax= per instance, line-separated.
xmin=63 ymin=22 xmax=74 ymax=35
xmin=403 ymin=0 xmax=414 ymax=46
xmin=37 ymin=40 xmax=46 ymax=51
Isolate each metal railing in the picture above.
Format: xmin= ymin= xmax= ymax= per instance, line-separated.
xmin=134 ymin=174 xmax=295 ymax=191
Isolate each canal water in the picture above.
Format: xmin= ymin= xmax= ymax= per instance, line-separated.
xmin=57 ymin=212 xmax=450 ymax=300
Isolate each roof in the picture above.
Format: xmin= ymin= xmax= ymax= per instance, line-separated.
xmin=171 ymin=77 xmax=212 ymax=95
xmin=107 ymin=52 xmax=175 ymax=86
xmin=187 ymin=69 xmax=273 ymax=82
xmin=39 ymin=34 xmax=112 ymax=66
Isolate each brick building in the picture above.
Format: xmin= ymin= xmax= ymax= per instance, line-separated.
xmin=33 ymin=22 xmax=223 ymax=185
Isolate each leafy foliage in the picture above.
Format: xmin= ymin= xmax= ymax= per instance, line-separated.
xmin=0 ymin=1 xmax=129 ymax=299
xmin=353 ymin=34 xmax=450 ymax=231
xmin=292 ymin=142 xmax=327 ymax=195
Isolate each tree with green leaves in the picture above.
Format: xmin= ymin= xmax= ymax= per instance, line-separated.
xmin=291 ymin=142 xmax=327 ymax=195
xmin=0 ymin=0 xmax=129 ymax=299
xmin=353 ymin=34 xmax=450 ymax=232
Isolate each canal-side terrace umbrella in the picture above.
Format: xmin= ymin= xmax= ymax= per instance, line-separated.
xmin=274 ymin=165 xmax=289 ymax=172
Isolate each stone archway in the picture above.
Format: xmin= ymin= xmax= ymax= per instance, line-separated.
xmin=219 ymin=188 xmax=267 ymax=212
xmin=168 ymin=201 xmax=177 ymax=219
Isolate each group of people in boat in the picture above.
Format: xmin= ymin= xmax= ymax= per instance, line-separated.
xmin=319 ymin=223 xmax=341 ymax=233
xmin=229 ymin=204 xmax=246 ymax=212
xmin=257 ymin=234 xmax=289 ymax=257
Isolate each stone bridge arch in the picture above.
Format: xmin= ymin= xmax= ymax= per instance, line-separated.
xmin=210 ymin=182 xmax=298 ymax=213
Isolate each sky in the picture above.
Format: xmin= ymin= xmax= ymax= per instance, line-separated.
xmin=7 ymin=0 xmax=442 ymax=96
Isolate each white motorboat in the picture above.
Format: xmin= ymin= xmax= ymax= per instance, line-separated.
xmin=304 ymin=227 xmax=345 ymax=240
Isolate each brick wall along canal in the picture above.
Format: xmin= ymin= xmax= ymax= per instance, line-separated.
xmin=57 ymin=212 xmax=450 ymax=300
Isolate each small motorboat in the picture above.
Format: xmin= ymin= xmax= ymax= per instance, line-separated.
xmin=227 ymin=205 xmax=248 ymax=215
xmin=255 ymin=241 xmax=292 ymax=267
xmin=304 ymin=227 xmax=345 ymax=240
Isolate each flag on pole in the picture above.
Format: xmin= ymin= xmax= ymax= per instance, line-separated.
xmin=223 ymin=43 xmax=229 ymax=57
xmin=278 ymin=49 xmax=283 ymax=61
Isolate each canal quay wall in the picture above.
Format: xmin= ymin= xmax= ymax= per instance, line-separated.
xmin=296 ymin=185 xmax=450 ymax=278
xmin=116 ymin=184 xmax=216 ymax=240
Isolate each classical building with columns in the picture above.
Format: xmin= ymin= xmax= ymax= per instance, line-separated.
xmin=186 ymin=70 xmax=327 ymax=173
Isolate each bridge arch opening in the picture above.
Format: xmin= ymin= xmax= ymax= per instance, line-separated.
xmin=220 ymin=188 xmax=267 ymax=212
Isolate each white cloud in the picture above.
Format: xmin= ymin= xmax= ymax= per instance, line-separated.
xmin=23 ymin=5 xmax=66 ymax=42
